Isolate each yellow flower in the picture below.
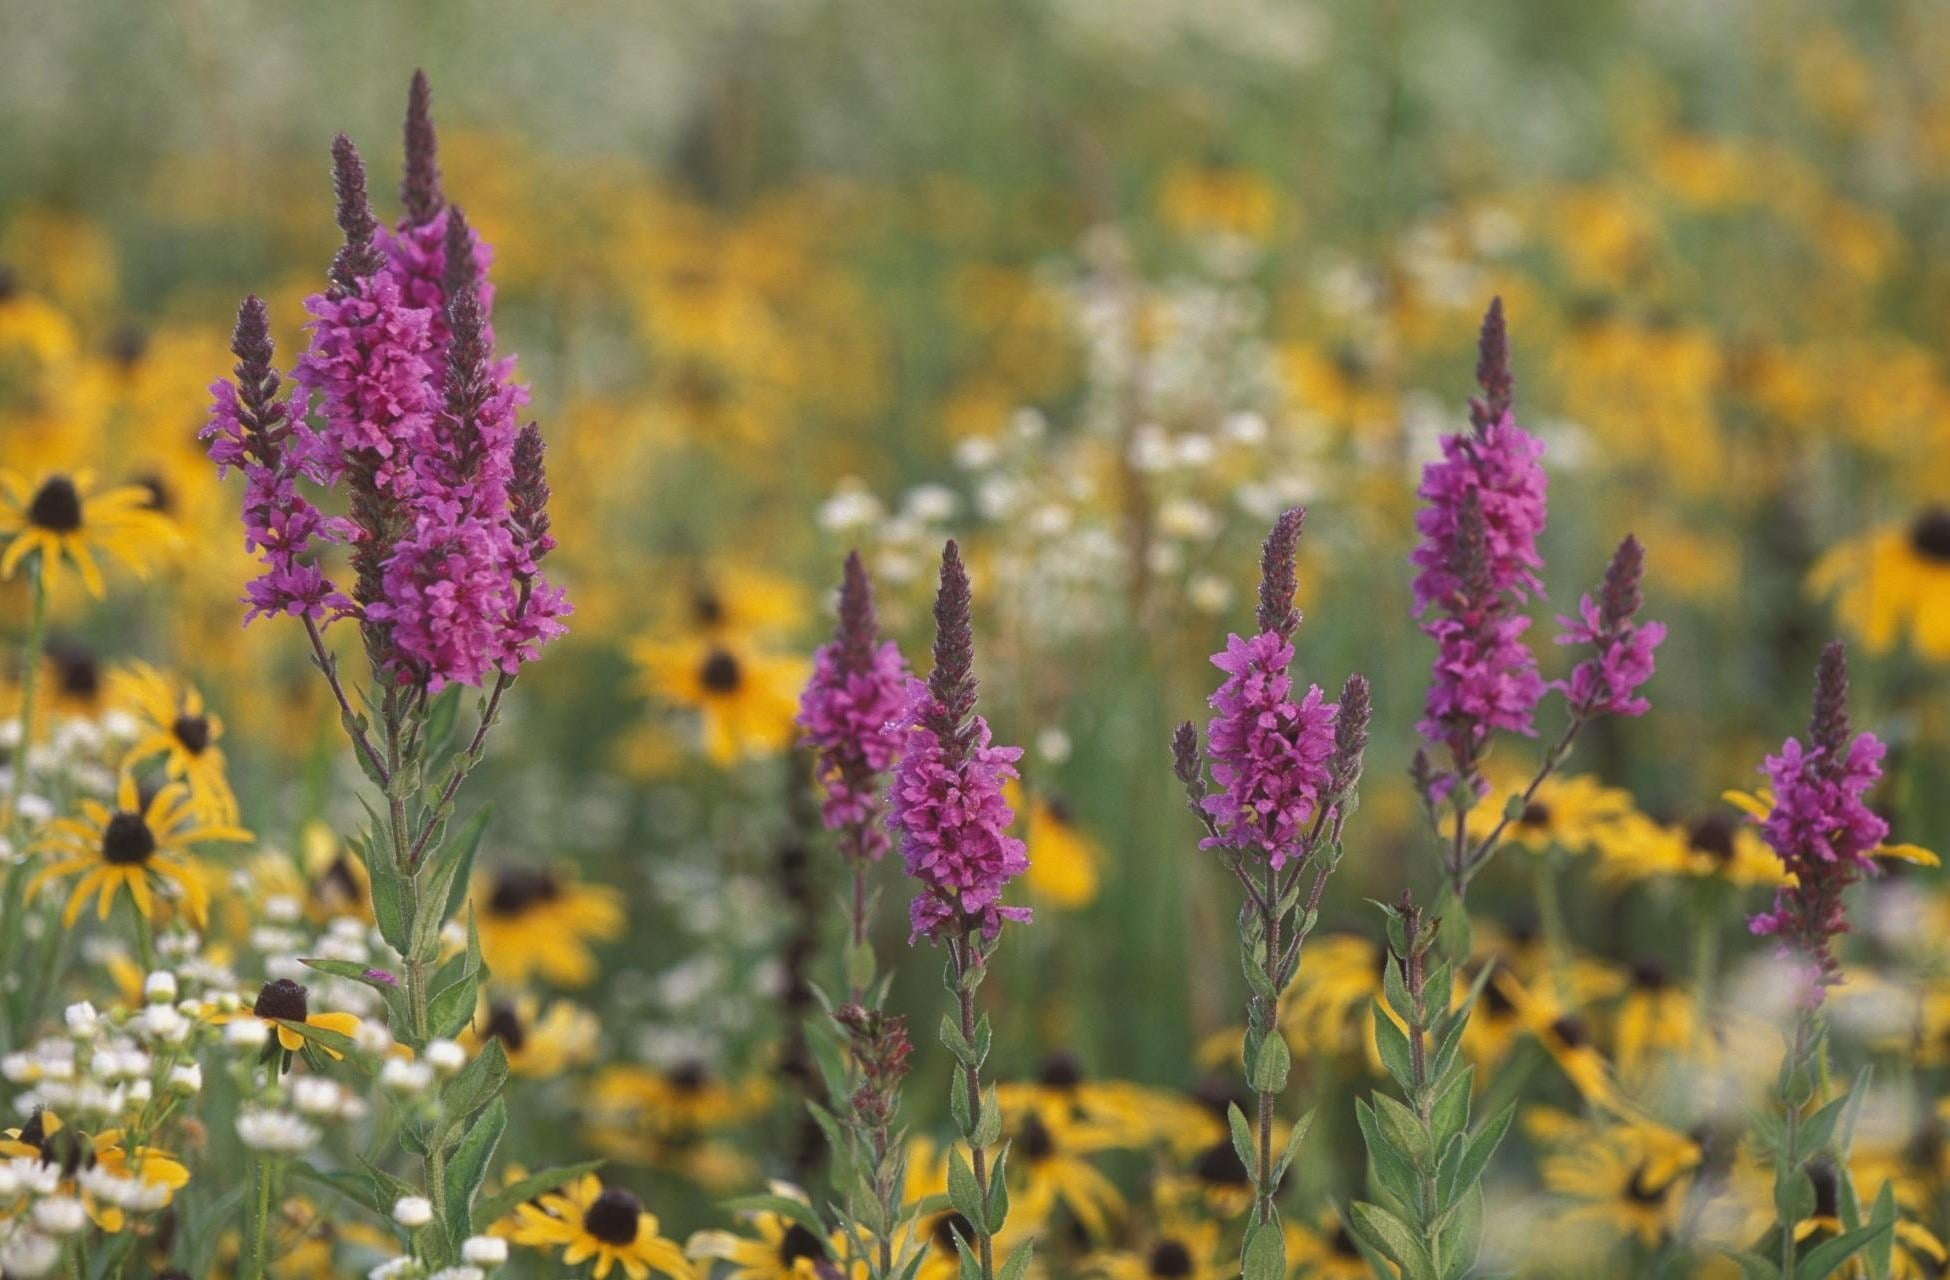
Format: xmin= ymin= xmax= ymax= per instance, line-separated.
xmin=1528 ymin=1108 xmax=1700 ymax=1252
xmin=464 ymin=994 xmax=600 ymax=1078
xmin=26 ymin=773 xmax=248 ymax=927
xmin=632 ymin=634 xmax=807 ymax=766
xmin=472 ymin=865 xmax=625 ymax=988
xmin=111 ymin=661 xmax=238 ymax=823
xmin=1596 ymin=809 xmax=1787 ymax=889
xmin=1085 ymin=1213 xmax=1224 ymax=1280
xmin=1497 ymin=971 xmax=1620 ymax=1112
xmin=585 ymin=1062 xmax=770 ymax=1149
xmin=509 ymin=1173 xmax=694 ymax=1280
xmin=996 ymin=1052 xmax=1208 ymax=1152
xmin=1610 ymin=960 xmax=1698 ymax=1081
xmin=0 ymin=468 xmax=175 ymax=597
xmin=1003 ymin=1101 xmax=1126 ymax=1241
xmin=686 ymin=1181 xmax=858 ymax=1279
xmin=1464 ymin=769 xmax=1639 ymax=857
xmin=1809 ymin=511 xmax=1950 ymax=662
xmin=1156 ymin=164 xmax=1282 ymax=242
xmin=1007 ymin=782 xmax=1101 ymax=910
xmin=0 ymin=1111 xmax=190 ymax=1233
xmin=210 ymin=978 xmax=362 ymax=1058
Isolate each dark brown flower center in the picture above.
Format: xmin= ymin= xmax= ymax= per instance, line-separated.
xmin=102 ymin=811 xmax=156 ymax=864
xmin=779 ymin=1224 xmax=825 ymax=1265
xmin=137 ymin=473 xmax=172 ymax=515
xmin=1519 ymin=801 xmax=1551 ymax=829
xmin=692 ymin=590 xmax=725 ymax=627
xmin=699 ymin=648 xmax=742 ymax=694
xmin=51 ymin=645 xmax=99 ymax=699
xmin=487 ymin=868 xmax=560 ymax=916
xmin=310 ymin=855 xmax=364 ymax=907
xmin=1910 ymin=508 xmax=1950 ymax=563
xmin=1191 ymin=1139 xmax=1250 ymax=1187
xmin=1631 ymin=961 xmax=1668 ymax=991
xmin=933 ymin=1213 xmax=974 ymax=1253
xmin=1550 ymin=1016 xmax=1590 ymax=1049
xmin=667 ymin=1060 xmax=710 ymax=1093
xmin=1148 ymin=1240 xmax=1194 ymax=1277
xmin=1624 ymin=1165 xmax=1667 ymax=1206
xmin=484 ymin=1002 xmax=527 ymax=1053
xmin=1806 ymin=1157 xmax=1840 ymax=1220
xmin=26 ymin=477 xmax=82 ymax=532
xmin=107 ymin=323 xmax=148 ymax=369
xmin=1332 ymin=1226 xmax=1361 ymax=1257
xmin=253 ymin=978 xmax=310 ymax=1022
xmin=1019 ymin=1113 xmax=1055 ymax=1162
xmin=1686 ymin=812 xmax=1738 ymax=863
xmin=172 ymin=714 xmax=211 ymax=754
xmin=1037 ymin=1051 xmax=1084 ymax=1089
xmin=583 ymin=1187 xmax=642 ymax=1246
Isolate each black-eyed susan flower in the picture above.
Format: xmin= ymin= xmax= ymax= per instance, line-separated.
xmin=676 ymin=566 xmax=807 ymax=640
xmin=1611 ymin=960 xmax=1699 ymax=1080
xmin=465 ymin=994 xmax=600 ymax=1078
xmin=1595 ymin=809 xmax=1787 ymax=889
xmin=585 ymin=1061 xmax=770 ymax=1146
xmin=1498 ymin=971 xmax=1620 ymax=1111
xmin=1004 ymin=1104 xmax=1126 ymax=1241
xmin=632 ymin=634 xmax=807 ymax=766
xmin=112 ymin=661 xmax=238 ymax=823
xmin=0 ymin=468 xmax=175 ymax=597
xmin=508 ymin=1173 xmax=694 ymax=1280
xmin=210 ymin=978 xmax=361 ymax=1060
xmin=26 ymin=774 xmax=248 ymax=927
xmin=685 ymin=1182 xmax=851 ymax=1279
xmin=1530 ymin=1108 xmax=1699 ymax=1252
xmin=474 ymin=865 xmax=624 ymax=987
xmin=1464 ymin=769 xmax=1638 ymax=857
xmin=1809 ymin=509 xmax=1950 ymax=661
xmin=1009 ymin=784 xmax=1102 ymax=910
xmin=0 ymin=1110 xmax=190 ymax=1233
xmin=1085 ymin=1213 xmax=1223 ymax=1280
xmin=1792 ymin=1157 xmax=1948 ymax=1279
xmin=1156 ymin=163 xmax=1281 ymax=243
xmin=995 ymin=1052 xmax=1205 ymax=1150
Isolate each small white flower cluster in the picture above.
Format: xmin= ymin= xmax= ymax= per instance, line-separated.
xmin=364 ymin=1232 xmax=508 ymax=1279
xmin=3 ymin=989 xmax=211 ymax=1124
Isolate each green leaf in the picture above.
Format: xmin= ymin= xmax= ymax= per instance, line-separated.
xmin=475 ymin=1161 xmax=605 ymax=1225
xmin=1349 ymin=1201 xmax=1436 ymax=1280
xmin=846 ymin=940 xmax=877 ymax=993
xmin=1228 ymin=1102 xmax=1257 ymax=1185
xmin=1798 ymin=1223 xmax=1891 ymax=1279
xmin=1437 ymin=1184 xmax=1485 ymax=1280
xmin=972 ymin=1087 xmax=1002 ymax=1149
xmin=1247 ymin=1033 xmax=1291 ymax=1093
xmin=1242 ymin=1217 xmax=1286 ymax=1280
xmin=366 ymin=841 xmax=411 ymax=956
xmin=1863 ymin=1180 xmax=1896 ymax=1280
xmin=947 ymin=1144 xmax=986 ymax=1232
xmin=1429 ymin=1065 xmax=1473 ymax=1141
xmin=949 ymin=1074 xmax=971 ymax=1138
xmin=443 ymin=1095 xmax=507 ymax=1241
xmin=414 ymin=806 xmax=492 ymax=957
xmin=1720 ymin=1248 xmax=1783 ymax=1280
xmin=1355 ymin=1097 xmax=1419 ymax=1218
xmin=285 ymin=1159 xmax=388 ymax=1215
xmin=440 ymin=1039 xmax=510 ymax=1136
xmin=1373 ymin=1092 xmax=1432 ymax=1165
xmin=1271 ymin=1107 xmax=1316 ymax=1185
xmin=1448 ymin=1101 xmax=1516 ymax=1207
xmin=1373 ymin=1003 xmax=1416 ymax=1093
xmin=940 ymin=1014 xmax=976 ymax=1067
xmin=997 ymin=1242 xmax=1035 ymax=1280
xmin=985 ymin=1142 xmax=1010 ymax=1231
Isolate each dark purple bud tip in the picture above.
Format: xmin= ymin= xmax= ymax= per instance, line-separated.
xmin=402 ymin=69 xmax=443 ymax=225
xmin=1331 ymin=673 xmax=1372 ymax=792
xmin=1257 ymin=507 xmax=1305 ymax=639
xmin=1470 ymin=296 xmax=1513 ymax=432
xmin=927 ymin=540 xmax=977 ymax=733
xmin=1599 ymin=534 xmax=1646 ymax=627
xmin=836 ymin=550 xmax=879 ymax=670
xmin=442 ymin=203 xmax=479 ymax=301
xmin=328 ymin=135 xmax=383 ymax=291
xmin=1170 ymin=721 xmax=1202 ymax=787
xmin=1810 ymin=641 xmax=1850 ymax=758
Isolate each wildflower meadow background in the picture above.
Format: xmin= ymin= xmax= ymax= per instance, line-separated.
xmin=2 ymin=2 xmax=1949 ymax=1277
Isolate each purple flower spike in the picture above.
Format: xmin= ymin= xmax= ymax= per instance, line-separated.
xmin=1745 ymin=644 xmax=1890 ymax=1002
xmin=800 ymin=552 xmax=911 ymax=859
xmin=889 ymin=542 xmax=1031 ymax=943
xmin=1412 ymin=299 xmax=1549 ymax=791
xmin=200 ymin=296 xmax=349 ymax=625
xmin=1555 ymin=534 xmax=1665 ymax=717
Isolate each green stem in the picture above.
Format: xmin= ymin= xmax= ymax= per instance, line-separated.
xmin=0 ymin=565 xmax=49 ymax=1046
xmin=1254 ymin=855 xmax=1280 ymax=1228
xmin=955 ymin=928 xmax=995 ymax=1280
xmin=249 ymin=1157 xmax=274 ymax=1280
xmin=1533 ymin=851 xmax=1572 ymax=1008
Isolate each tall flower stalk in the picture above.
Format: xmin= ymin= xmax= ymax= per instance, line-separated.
xmin=1410 ymin=299 xmax=1663 ymax=902
xmin=1172 ymin=508 xmax=1370 ymax=1278
xmin=793 ymin=551 xmax=917 ymax=1276
xmin=1732 ymin=643 xmax=1899 ymax=1279
xmin=890 ymin=541 xmax=1034 ymax=1280
xmin=200 ymin=74 xmax=573 ymax=1272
